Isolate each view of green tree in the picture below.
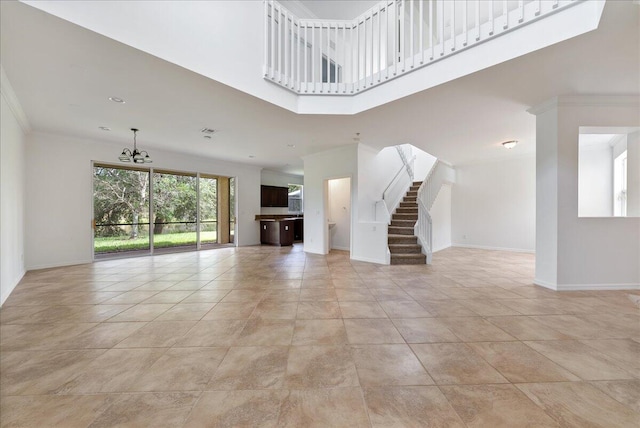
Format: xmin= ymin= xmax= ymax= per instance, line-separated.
xmin=153 ymin=172 xmax=197 ymax=234
xmin=94 ymin=166 xmax=222 ymax=254
xmin=93 ymin=167 xmax=149 ymax=239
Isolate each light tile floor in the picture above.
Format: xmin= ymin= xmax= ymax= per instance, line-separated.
xmin=1 ymin=245 xmax=639 ymax=427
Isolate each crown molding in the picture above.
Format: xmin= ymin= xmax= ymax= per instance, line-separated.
xmin=0 ymin=65 xmax=32 ymax=133
xmin=528 ymin=95 xmax=640 ymax=116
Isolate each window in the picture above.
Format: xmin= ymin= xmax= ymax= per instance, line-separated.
xmin=614 ymin=150 xmax=628 ymax=217
xmin=288 ymin=184 xmax=303 ymax=213
xmin=578 ymin=127 xmax=638 ymax=218
xmin=321 ymin=56 xmax=341 ymax=83
xmin=229 ymin=177 xmax=236 ymax=243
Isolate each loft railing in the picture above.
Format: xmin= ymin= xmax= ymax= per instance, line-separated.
xmin=264 ymin=0 xmax=579 ymax=95
xmin=415 ymin=160 xmax=455 ymax=263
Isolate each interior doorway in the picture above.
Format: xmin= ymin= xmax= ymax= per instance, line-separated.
xmin=326 ymin=177 xmax=351 ymax=253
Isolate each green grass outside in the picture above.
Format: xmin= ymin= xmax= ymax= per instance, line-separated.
xmin=95 ymin=231 xmax=217 ymax=253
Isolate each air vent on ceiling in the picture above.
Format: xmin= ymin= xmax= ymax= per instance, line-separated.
xmin=200 ymin=128 xmax=216 ymax=134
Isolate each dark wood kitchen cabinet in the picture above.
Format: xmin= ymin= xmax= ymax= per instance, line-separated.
xmin=261 ymin=185 xmax=288 ymax=207
xmin=260 ymin=220 xmax=294 ymax=246
xmin=293 ymin=218 xmax=304 ymax=241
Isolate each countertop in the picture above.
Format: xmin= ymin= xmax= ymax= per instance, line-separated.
xmin=255 ymin=214 xmax=303 ymax=221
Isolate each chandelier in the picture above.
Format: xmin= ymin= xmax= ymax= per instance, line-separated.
xmin=119 ymin=128 xmax=152 ymax=164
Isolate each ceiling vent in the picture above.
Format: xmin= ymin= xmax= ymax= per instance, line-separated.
xmin=200 ymin=128 xmax=216 ymax=134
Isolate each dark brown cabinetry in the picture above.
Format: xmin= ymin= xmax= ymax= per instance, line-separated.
xmin=260 ymin=220 xmax=294 ymax=246
xmin=261 ymin=185 xmax=288 ymax=207
xmin=293 ymin=218 xmax=304 ymax=241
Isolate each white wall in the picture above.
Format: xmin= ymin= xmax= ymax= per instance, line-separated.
xmin=0 ymin=88 xmax=26 ymax=306
xmin=452 ymin=155 xmax=536 ymax=252
xmin=25 ymin=132 xmax=262 ymax=270
xmin=357 ymin=144 xmax=402 ymax=222
xmin=302 ymin=145 xmax=358 ymax=255
xmin=23 ymin=0 xmax=605 ymax=115
xmin=628 ymin=132 xmax=640 ymax=217
xmin=578 ymin=143 xmax=613 ymax=217
xmin=328 ymin=177 xmax=351 ymax=250
xmin=431 ymin=184 xmax=452 ymax=252
xmin=260 ymin=169 xmax=303 ymax=216
xmin=413 ymin=146 xmax=438 ymax=182
xmin=531 ymin=96 xmax=640 ymax=290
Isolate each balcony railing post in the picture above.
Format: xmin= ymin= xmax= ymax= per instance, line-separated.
xmin=489 ymin=0 xmax=494 ymax=35
xmin=400 ymin=0 xmax=405 ymax=72
xmin=463 ymin=0 xmax=468 ymax=46
xmin=475 ymin=0 xmax=480 ymax=41
xmin=393 ymin=1 xmax=398 ymax=75
xmin=264 ymin=0 xmax=268 ymax=77
xmin=410 ymin=0 xmax=414 ymax=68
xmin=450 ymin=0 xmax=455 ymax=51
xmin=312 ymin=23 xmax=316 ymax=92
xmin=419 ymin=0 xmax=424 ymax=64
xmin=270 ymin=0 xmax=275 ymax=79
xmin=518 ymin=0 xmax=524 ymax=23
xmin=440 ymin=0 xmax=444 ymax=56
xmin=503 ymin=0 xmax=509 ymax=30
xmin=429 ymin=0 xmax=434 ymax=59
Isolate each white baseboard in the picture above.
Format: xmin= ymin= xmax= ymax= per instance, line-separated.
xmin=26 ymin=259 xmax=93 ymax=271
xmin=330 ymin=246 xmax=350 ymax=251
xmin=452 ymin=243 xmax=535 ymax=253
xmin=432 ymin=244 xmax=452 ymax=253
xmin=534 ymin=278 xmax=640 ymax=291
xmin=0 ymin=270 xmax=25 ymax=307
xmin=556 ymin=283 xmax=640 ymax=291
xmin=533 ymin=278 xmax=558 ymax=290
xmin=350 ymin=254 xmax=388 ymax=265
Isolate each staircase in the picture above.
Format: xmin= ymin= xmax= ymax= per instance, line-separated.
xmin=388 ymin=181 xmax=426 ymax=265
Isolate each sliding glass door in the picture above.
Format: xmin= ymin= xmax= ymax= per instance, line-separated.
xmin=153 ymin=171 xmax=197 ymax=253
xmin=199 ymin=176 xmax=218 ymax=249
xmin=93 ymin=164 xmax=232 ymax=258
xmin=93 ymin=166 xmax=151 ymax=257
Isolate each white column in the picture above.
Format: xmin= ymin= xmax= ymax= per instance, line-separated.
xmin=530 ymin=96 xmax=640 ymax=291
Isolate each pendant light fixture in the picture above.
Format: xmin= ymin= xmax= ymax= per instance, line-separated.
xmin=119 ymin=128 xmax=152 ymax=164
xmin=502 ymin=140 xmax=518 ymax=149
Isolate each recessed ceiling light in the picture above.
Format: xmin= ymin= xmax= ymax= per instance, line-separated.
xmin=98 ymin=126 xmax=111 ymax=131
xmin=502 ymin=140 xmax=518 ymax=149
xmin=287 ymin=144 xmax=296 ymax=148
xmin=109 ymin=97 xmax=125 ymax=103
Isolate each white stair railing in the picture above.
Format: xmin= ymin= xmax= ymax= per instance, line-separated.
xmin=264 ymin=0 xmax=580 ymax=95
xmin=415 ymin=160 xmax=455 ymax=263
xmin=375 ymin=145 xmax=415 ymax=223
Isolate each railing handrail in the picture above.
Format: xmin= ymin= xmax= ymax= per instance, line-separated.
xmin=264 ymin=0 xmax=582 ymax=95
xmin=383 ymin=154 xmax=416 ymax=201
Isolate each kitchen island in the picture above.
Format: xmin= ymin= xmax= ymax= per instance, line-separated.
xmin=256 ymin=215 xmax=303 ymax=246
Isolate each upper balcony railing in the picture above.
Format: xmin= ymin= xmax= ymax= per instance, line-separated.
xmin=264 ymin=0 xmax=580 ymax=95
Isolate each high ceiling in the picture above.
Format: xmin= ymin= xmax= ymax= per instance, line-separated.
xmin=295 ymin=0 xmax=381 ymax=19
xmin=1 ymin=1 xmax=638 ymax=175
